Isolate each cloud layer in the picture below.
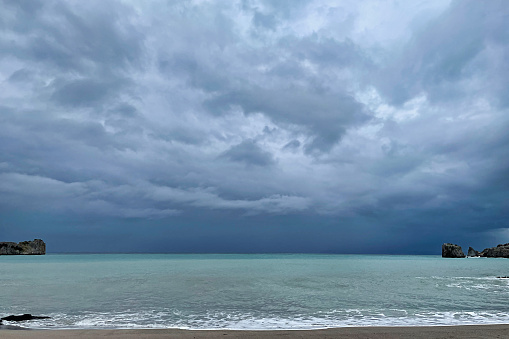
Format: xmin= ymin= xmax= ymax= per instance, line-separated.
xmin=1 ymin=0 xmax=508 ymax=253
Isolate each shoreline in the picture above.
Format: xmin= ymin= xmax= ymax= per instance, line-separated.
xmin=1 ymin=324 xmax=509 ymax=338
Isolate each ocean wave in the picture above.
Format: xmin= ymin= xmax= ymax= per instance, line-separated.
xmin=8 ymin=309 xmax=509 ymax=330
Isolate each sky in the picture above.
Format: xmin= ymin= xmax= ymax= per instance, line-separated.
xmin=1 ymin=0 xmax=508 ymax=254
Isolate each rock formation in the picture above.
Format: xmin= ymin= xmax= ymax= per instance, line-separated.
xmin=0 ymin=239 xmax=46 ymax=255
xmin=467 ymin=246 xmax=480 ymax=257
xmin=442 ymin=243 xmax=466 ymax=258
xmin=479 ymin=243 xmax=509 ymax=258
xmin=443 ymin=243 xmax=509 ymax=258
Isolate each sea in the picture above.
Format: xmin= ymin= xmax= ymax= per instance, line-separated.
xmin=1 ymin=254 xmax=509 ymax=330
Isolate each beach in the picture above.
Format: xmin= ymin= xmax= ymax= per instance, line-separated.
xmin=1 ymin=325 xmax=509 ymax=339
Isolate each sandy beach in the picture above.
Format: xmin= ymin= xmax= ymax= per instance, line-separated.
xmin=1 ymin=325 xmax=509 ymax=339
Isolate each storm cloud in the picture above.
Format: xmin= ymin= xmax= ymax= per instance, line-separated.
xmin=1 ymin=0 xmax=508 ymax=253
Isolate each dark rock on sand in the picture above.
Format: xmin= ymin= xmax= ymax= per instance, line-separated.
xmin=468 ymin=247 xmax=480 ymax=257
xmin=1 ymin=314 xmax=50 ymax=322
xmin=479 ymin=243 xmax=509 ymax=258
xmin=0 ymin=239 xmax=45 ymax=255
xmin=442 ymin=243 xmax=466 ymax=258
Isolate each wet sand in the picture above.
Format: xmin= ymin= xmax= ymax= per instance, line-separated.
xmin=1 ymin=325 xmax=509 ymax=339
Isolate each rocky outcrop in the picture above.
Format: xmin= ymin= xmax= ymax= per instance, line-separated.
xmin=0 ymin=239 xmax=46 ymax=255
xmin=444 ymin=243 xmax=509 ymax=258
xmin=442 ymin=243 xmax=465 ymax=258
xmin=467 ymin=246 xmax=480 ymax=257
xmin=479 ymin=243 xmax=509 ymax=258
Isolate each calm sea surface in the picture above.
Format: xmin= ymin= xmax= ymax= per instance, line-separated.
xmin=1 ymin=254 xmax=509 ymax=329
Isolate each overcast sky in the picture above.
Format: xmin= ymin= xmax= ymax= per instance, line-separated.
xmin=1 ymin=0 xmax=508 ymax=253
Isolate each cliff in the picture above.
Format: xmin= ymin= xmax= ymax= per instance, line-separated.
xmin=472 ymin=243 xmax=509 ymax=258
xmin=0 ymin=239 xmax=46 ymax=255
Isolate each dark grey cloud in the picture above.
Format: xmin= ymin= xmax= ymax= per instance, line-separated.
xmin=52 ymin=78 xmax=126 ymax=107
xmin=282 ymin=139 xmax=300 ymax=151
xmin=206 ymin=87 xmax=369 ymax=152
xmin=1 ymin=0 xmax=508 ymax=253
xmin=8 ymin=68 xmax=33 ymax=83
xmin=221 ymin=139 xmax=275 ymax=167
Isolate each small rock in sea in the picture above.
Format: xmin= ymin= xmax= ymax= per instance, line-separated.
xmin=1 ymin=314 xmax=50 ymax=322
xmin=497 ymin=276 xmax=509 ymax=279
xmin=467 ymin=247 xmax=481 ymax=257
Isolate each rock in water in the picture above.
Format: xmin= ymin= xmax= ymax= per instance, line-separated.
xmin=480 ymin=243 xmax=509 ymax=258
xmin=0 ymin=239 xmax=46 ymax=255
xmin=442 ymin=243 xmax=466 ymax=258
xmin=467 ymin=247 xmax=480 ymax=257
xmin=1 ymin=314 xmax=50 ymax=322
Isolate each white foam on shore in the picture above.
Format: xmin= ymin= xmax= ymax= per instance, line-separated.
xmin=9 ymin=309 xmax=509 ymax=331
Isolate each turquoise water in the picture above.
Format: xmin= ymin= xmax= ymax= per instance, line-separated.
xmin=1 ymin=254 xmax=509 ymax=329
